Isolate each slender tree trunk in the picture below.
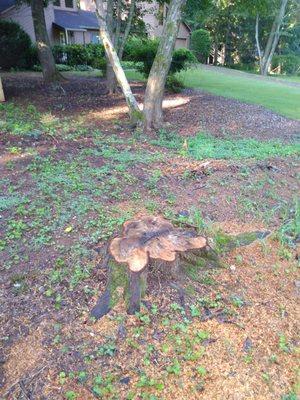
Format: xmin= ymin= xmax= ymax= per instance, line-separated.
xmin=213 ymin=40 xmax=218 ymax=66
xmin=0 ymin=77 xmax=5 ymax=102
xmin=94 ymin=0 xmax=142 ymax=124
xmin=255 ymin=14 xmax=263 ymax=72
xmin=105 ymin=0 xmax=117 ymax=94
xmin=106 ymin=0 xmax=136 ymax=94
xmin=118 ymin=0 xmax=136 ymax=59
xmin=224 ymin=20 xmax=232 ymax=66
xmin=31 ymin=0 xmax=62 ymax=83
xmin=143 ymin=0 xmax=186 ymax=131
xmin=256 ymin=0 xmax=288 ymax=76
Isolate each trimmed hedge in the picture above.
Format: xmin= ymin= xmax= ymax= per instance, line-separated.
xmin=191 ymin=29 xmax=212 ymax=63
xmin=0 ymin=20 xmax=37 ymax=70
xmin=52 ymin=43 xmax=106 ymax=70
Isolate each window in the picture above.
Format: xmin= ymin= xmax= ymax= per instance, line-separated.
xmin=59 ymin=31 xmax=66 ymax=45
xmin=68 ymin=31 xmax=75 ymax=44
xmin=90 ymin=32 xmax=100 ymax=44
xmin=65 ymin=0 xmax=74 ymax=8
xmin=53 ymin=0 xmax=60 ymax=6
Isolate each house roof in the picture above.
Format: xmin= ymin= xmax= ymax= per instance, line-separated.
xmin=53 ymin=9 xmax=99 ymax=31
xmin=182 ymin=21 xmax=191 ymax=32
xmin=0 ymin=0 xmax=15 ymax=13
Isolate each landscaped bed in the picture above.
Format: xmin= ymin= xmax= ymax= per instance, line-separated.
xmin=0 ymin=73 xmax=299 ymax=400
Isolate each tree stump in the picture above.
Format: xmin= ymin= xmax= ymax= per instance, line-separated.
xmin=91 ymin=216 xmax=270 ymax=319
xmin=91 ymin=216 xmax=208 ymax=319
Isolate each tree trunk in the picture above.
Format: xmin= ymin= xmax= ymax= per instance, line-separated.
xmin=143 ymin=0 xmax=186 ymax=131
xmin=106 ymin=0 xmax=136 ymax=94
xmin=224 ymin=20 xmax=232 ymax=66
xmin=255 ymin=15 xmax=263 ymax=72
xmin=257 ymin=0 xmax=288 ymax=76
xmin=105 ymin=0 xmax=117 ymax=94
xmin=127 ymin=269 xmax=148 ymax=315
xmin=31 ymin=0 xmax=62 ymax=83
xmin=0 ymin=77 xmax=4 ymax=102
xmin=94 ymin=0 xmax=142 ymax=124
xmin=118 ymin=0 xmax=136 ymax=60
xmin=213 ymin=41 xmax=218 ymax=66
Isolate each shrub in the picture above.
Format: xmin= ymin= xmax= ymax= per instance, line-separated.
xmin=124 ymin=36 xmax=159 ymax=76
xmin=169 ymin=48 xmax=197 ymax=74
xmin=74 ymin=64 xmax=94 ymax=71
xmin=0 ymin=20 xmax=36 ymax=70
xmin=52 ymin=43 xmax=105 ymax=70
xmin=166 ymin=75 xmax=185 ymax=93
xmin=124 ymin=36 xmax=195 ymax=78
xmin=56 ymin=64 xmax=73 ymax=72
xmin=272 ymin=54 xmax=300 ymax=75
xmin=191 ymin=29 xmax=212 ymax=63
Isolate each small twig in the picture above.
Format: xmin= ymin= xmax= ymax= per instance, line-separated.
xmin=19 ymin=380 xmax=31 ymax=400
xmin=3 ymin=364 xmax=49 ymax=397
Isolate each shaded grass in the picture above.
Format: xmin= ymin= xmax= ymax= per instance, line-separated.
xmin=178 ymin=66 xmax=300 ymax=120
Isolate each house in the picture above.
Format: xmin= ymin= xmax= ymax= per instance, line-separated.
xmin=0 ymin=0 xmax=191 ymax=49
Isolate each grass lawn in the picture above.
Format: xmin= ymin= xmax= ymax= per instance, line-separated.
xmin=178 ymin=66 xmax=300 ymax=120
xmin=271 ymin=75 xmax=300 ymax=83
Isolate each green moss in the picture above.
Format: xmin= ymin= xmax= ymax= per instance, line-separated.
xmin=185 ymin=263 xmax=200 ymax=281
xmin=109 ymin=260 xmax=128 ymax=307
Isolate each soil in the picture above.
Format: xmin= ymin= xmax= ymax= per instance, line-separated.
xmin=0 ymin=74 xmax=299 ymax=400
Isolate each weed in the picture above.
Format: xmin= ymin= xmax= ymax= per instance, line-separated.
xmin=77 ymin=371 xmax=88 ymax=383
xmin=92 ymin=374 xmax=116 ymax=398
xmin=196 ymin=366 xmax=207 ymax=377
xmin=150 ymin=129 xmax=183 ymax=150
xmin=97 ymin=342 xmax=117 ymax=357
xmin=262 ymin=372 xmax=270 ymax=383
xmin=136 ymin=311 xmax=151 ymax=325
xmin=137 ymin=373 xmax=164 ymax=390
xmin=230 ymin=295 xmax=245 ymax=308
xmin=64 ymin=391 xmax=78 ymax=400
xmin=166 ymin=359 xmax=181 ymax=375
xmin=196 ymin=330 xmax=210 ymax=342
xmin=59 ymin=371 xmax=67 ymax=385
xmin=279 ymin=334 xmax=290 ymax=353
xmin=243 ymin=353 xmax=253 ymax=364
xmin=190 ymin=304 xmax=201 ymax=317
xmin=6 ymin=220 xmax=27 ymax=240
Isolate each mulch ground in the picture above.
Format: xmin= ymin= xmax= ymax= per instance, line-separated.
xmin=0 ymin=74 xmax=299 ymax=400
xmin=3 ymin=73 xmax=300 ymax=139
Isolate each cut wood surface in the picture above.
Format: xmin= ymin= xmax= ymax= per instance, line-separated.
xmin=109 ymin=216 xmax=207 ymax=272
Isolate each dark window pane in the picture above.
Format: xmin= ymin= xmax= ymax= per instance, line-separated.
xmin=53 ymin=0 xmax=60 ymax=6
xmin=65 ymin=0 xmax=73 ymax=8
